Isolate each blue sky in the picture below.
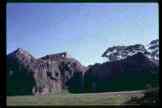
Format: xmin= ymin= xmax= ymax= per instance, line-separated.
xmin=7 ymin=3 xmax=158 ymax=66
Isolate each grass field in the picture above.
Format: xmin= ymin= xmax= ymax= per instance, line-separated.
xmin=7 ymin=90 xmax=145 ymax=106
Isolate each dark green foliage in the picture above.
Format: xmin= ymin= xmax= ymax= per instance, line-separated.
xmin=84 ymin=70 xmax=159 ymax=93
xmin=84 ymin=69 xmax=97 ymax=92
xmin=103 ymin=71 xmax=159 ymax=91
xmin=67 ymin=72 xmax=84 ymax=93
xmin=7 ymin=61 xmax=35 ymax=96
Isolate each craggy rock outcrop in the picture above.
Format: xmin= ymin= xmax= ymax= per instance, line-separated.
xmin=39 ymin=53 xmax=88 ymax=93
xmin=7 ymin=39 xmax=159 ymax=95
xmin=7 ymin=48 xmax=36 ymax=95
xmin=7 ymin=49 xmax=87 ymax=96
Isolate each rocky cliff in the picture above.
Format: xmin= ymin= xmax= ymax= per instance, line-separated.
xmin=7 ymin=39 xmax=159 ymax=95
xmin=7 ymin=49 xmax=87 ymax=96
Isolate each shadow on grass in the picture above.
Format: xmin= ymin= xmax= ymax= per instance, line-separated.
xmin=124 ymin=88 xmax=160 ymax=106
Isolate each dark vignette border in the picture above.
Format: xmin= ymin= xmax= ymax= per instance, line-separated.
xmin=1 ymin=0 xmax=160 ymax=108
xmin=6 ymin=0 xmax=161 ymax=3
xmin=0 ymin=0 xmax=6 ymax=108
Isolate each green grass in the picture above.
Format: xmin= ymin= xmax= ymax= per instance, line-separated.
xmin=7 ymin=90 xmax=145 ymax=106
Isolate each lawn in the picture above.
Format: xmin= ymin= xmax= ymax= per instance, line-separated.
xmin=7 ymin=90 xmax=145 ymax=106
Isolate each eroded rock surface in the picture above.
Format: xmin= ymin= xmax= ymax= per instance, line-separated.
xmin=7 ymin=39 xmax=159 ymax=95
xmin=7 ymin=49 xmax=87 ymax=96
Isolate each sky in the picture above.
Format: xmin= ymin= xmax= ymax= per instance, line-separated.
xmin=7 ymin=3 xmax=159 ymax=66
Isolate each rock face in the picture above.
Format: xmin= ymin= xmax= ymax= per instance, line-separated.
xmin=7 ymin=48 xmax=36 ymax=95
xmin=7 ymin=49 xmax=87 ymax=96
xmin=7 ymin=39 xmax=159 ymax=95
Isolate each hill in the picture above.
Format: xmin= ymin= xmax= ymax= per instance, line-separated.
xmin=7 ymin=39 xmax=159 ymax=95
